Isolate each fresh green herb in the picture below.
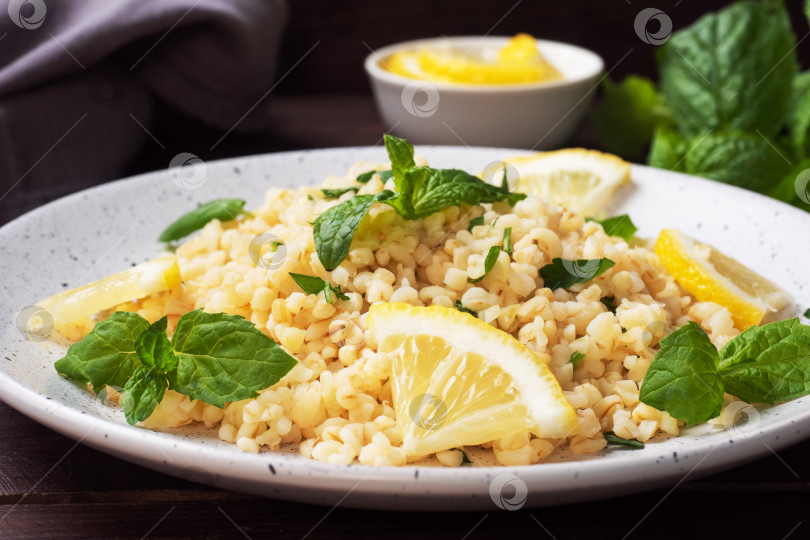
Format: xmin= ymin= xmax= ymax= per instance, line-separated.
xmin=503 ymin=227 xmax=513 ymax=256
xmin=640 ymin=318 xmax=810 ymax=426
xmin=639 ymin=322 xmax=724 ymax=426
xmin=682 ymin=130 xmax=790 ymax=193
xmin=604 ymin=432 xmax=645 ymax=449
xmin=593 ymin=0 xmax=805 ymax=210
xmin=593 ymin=75 xmax=668 ymax=160
xmin=121 ymin=365 xmax=168 ymax=425
xmin=134 ymin=317 xmax=177 ymax=372
xmin=468 ymin=245 xmax=501 ymax=284
xmin=312 ymin=135 xmax=525 ymax=270
xmin=454 ymin=300 xmax=477 ymax=317
xmin=356 ymin=169 xmax=394 ymax=184
xmin=570 ymin=351 xmax=586 ymax=369
xmin=312 ymin=190 xmax=398 ymax=271
xmin=158 ymin=199 xmax=246 ymax=242
xmin=539 ymin=258 xmax=615 ymax=290
xmin=307 ymin=194 xmax=314 ymax=201
xmin=490 ymin=217 xmax=499 ymax=229
xmin=658 ymin=1 xmax=795 ymax=138
xmin=54 ymin=311 xmax=151 ymax=393
xmin=386 ymin=165 xmax=525 ymax=220
xmin=600 ymin=296 xmax=618 ymax=313
xmin=717 ymin=319 xmax=810 ymax=404
xmin=804 ymin=308 xmax=810 ymax=319
xmin=467 ymin=215 xmax=484 ymax=232
xmin=586 ymin=215 xmax=637 ymax=242
xmin=56 ymin=309 xmax=298 ymax=425
xmin=321 ymin=187 xmax=360 ymax=199
xmin=169 ymin=310 xmax=297 ymax=408
xmin=289 ymin=273 xmax=349 ymax=304
xmin=457 ymin=448 xmax=473 ymax=465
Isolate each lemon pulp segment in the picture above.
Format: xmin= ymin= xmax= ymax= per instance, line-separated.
xmin=367 ymin=303 xmax=578 ymax=457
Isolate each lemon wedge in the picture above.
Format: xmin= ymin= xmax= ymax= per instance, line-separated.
xmin=39 ymin=257 xmax=181 ymax=323
xmin=505 ymin=149 xmax=631 ymax=216
xmin=367 ymin=303 xmax=578 ymax=457
xmin=654 ymin=229 xmax=791 ymax=329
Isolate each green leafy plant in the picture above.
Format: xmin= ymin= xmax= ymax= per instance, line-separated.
xmin=55 ymin=310 xmax=297 ymax=425
xmin=468 ymin=245 xmax=501 ymax=284
xmin=639 ymin=318 xmax=810 ymax=426
xmin=585 ymin=214 xmax=637 ymax=242
xmin=158 ymin=199 xmax=247 ymax=242
xmin=594 ymin=0 xmax=810 ymax=212
xmin=289 ymin=272 xmax=349 ymax=303
xmin=569 ymin=351 xmax=586 ymax=369
xmin=539 ymin=258 xmax=615 ymax=290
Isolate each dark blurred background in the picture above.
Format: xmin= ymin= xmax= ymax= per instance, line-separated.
xmin=127 ymin=0 xmax=810 ymax=171
xmin=2 ymin=0 xmax=809 ymax=223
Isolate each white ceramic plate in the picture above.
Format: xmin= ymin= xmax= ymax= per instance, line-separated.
xmin=1 ymin=146 xmax=808 ymax=511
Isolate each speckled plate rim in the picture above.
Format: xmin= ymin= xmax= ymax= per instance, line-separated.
xmin=1 ymin=146 xmax=809 ymax=511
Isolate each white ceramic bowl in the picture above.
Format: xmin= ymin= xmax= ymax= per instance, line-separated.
xmin=364 ymin=36 xmax=604 ymax=149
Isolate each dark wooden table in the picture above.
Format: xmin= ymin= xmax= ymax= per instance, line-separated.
xmin=2 ymin=95 xmax=810 ymax=539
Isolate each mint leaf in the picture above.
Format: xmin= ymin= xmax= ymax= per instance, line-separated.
xmin=454 ymin=300 xmax=477 ymax=317
xmin=540 ymin=258 xmax=615 ymax=290
xmin=639 ymin=322 xmax=725 ymax=426
xmin=321 ymin=187 xmax=359 ymax=199
xmin=657 ymin=0 xmax=797 ymax=138
xmin=356 ymin=170 xmax=393 ymax=184
xmin=647 ymin=125 xmax=687 ymax=172
xmin=383 ymin=134 xmax=525 ymax=220
xmin=788 ymin=71 xmax=810 ymax=160
xmin=458 ymin=448 xmax=473 ymax=465
xmin=467 ymin=215 xmax=484 ymax=232
xmin=503 ymin=227 xmax=513 ymax=256
xmin=121 ymin=366 xmax=168 ymax=425
xmin=469 ymin=245 xmax=501 ymax=284
xmin=804 ymin=308 xmax=810 ymax=319
xmin=388 ymin=166 xmax=525 ymax=220
xmin=158 ymin=199 xmax=246 ymax=242
xmin=593 ymin=75 xmax=666 ymax=160
xmin=289 ymin=273 xmax=348 ymax=303
xmin=604 ymin=432 xmax=644 ymax=449
xmin=718 ymin=318 xmax=810 ymax=404
xmin=768 ymin=159 xmax=810 ymax=208
xmin=169 ymin=310 xmax=298 ymax=408
xmin=586 ymin=215 xmax=637 ymax=241
xmin=384 ymin=134 xmax=416 ymax=188
xmin=54 ymin=311 xmax=150 ymax=393
xmin=600 ymin=296 xmax=618 ymax=313
xmin=134 ymin=317 xmax=177 ymax=372
xmin=684 ymin=130 xmax=791 ymax=193
xmin=313 ymin=190 xmax=398 ymax=271
xmin=570 ymin=351 xmax=585 ymax=369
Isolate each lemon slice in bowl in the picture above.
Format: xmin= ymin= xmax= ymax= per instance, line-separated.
xmin=654 ymin=229 xmax=791 ymax=329
xmin=505 ymin=149 xmax=631 ymax=216
xmin=367 ymin=303 xmax=578 ymax=458
xmin=39 ymin=257 xmax=181 ymax=324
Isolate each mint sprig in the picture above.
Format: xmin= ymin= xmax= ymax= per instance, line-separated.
xmin=312 ymin=135 xmax=526 ymax=271
xmin=55 ymin=309 xmax=298 ymax=425
xmin=640 ymin=318 xmax=810 ymax=426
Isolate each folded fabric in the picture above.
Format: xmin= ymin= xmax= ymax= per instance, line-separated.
xmin=0 ymin=0 xmax=288 ymax=207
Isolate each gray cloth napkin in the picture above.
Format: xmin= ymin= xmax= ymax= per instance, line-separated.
xmin=0 ymin=0 xmax=288 ymax=199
